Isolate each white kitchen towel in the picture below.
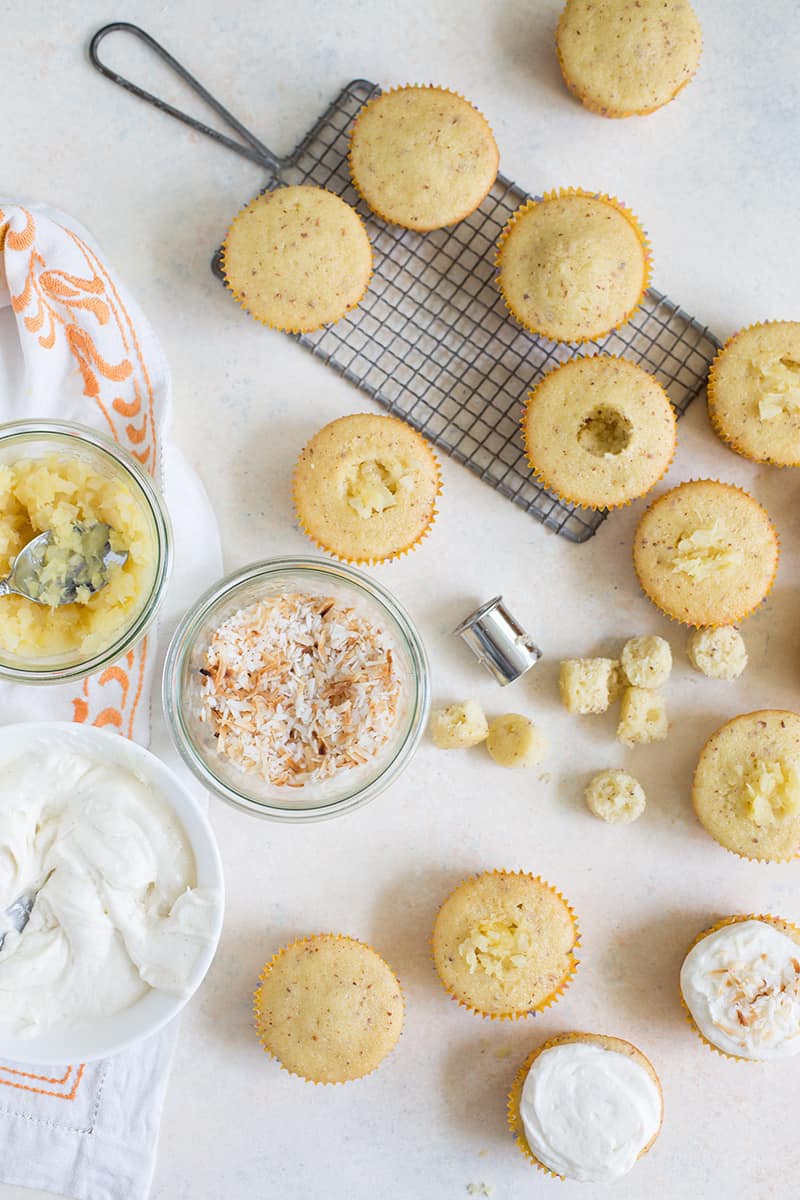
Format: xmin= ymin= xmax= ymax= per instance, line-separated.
xmin=0 ymin=201 xmax=223 ymax=1200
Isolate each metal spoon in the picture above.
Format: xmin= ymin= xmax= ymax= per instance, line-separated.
xmin=0 ymin=522 xmax=128 ymax=607
xmin=0 ymin=870 xmax=55 ymax=955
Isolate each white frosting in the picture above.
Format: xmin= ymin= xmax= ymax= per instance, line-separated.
xmin=680 ymin=919 xmax=800 ymax=1060
xmin=0 ymin=750 xmax=220 ymax=1035
xmin=520 ymin=1042 xmax=662 ymax=1182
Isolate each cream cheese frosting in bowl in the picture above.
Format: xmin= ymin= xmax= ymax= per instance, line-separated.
xmin=680 ymin=917 xmax=800 ymax=1060
xmin=0 ymin=722 xmax=224 ymax=1064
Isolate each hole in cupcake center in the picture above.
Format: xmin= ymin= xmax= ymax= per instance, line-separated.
xmin=577 ymin=405 xmax=633 ymax=457
xmin=754 ymin=356 xmax=800 ymax=420
xmin=457 ymin=917 xmax=531 ymax=981
xmin=345 ymin=458 xmax=414 ymax=519
xmin=670 ymin=524 xmax=744 ymax=579
xmin=734 ymin=758 xmax=800 ymax=826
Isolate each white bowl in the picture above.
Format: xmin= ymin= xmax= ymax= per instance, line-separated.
xmin=0 ymin=722 xmax=224 ymax=1064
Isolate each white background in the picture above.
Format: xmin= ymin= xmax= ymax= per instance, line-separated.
xmin=3 ymin=1 xmax=800 ymax=1197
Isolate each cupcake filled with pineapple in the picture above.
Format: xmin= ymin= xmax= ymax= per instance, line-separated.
xmin=431 ymin=869 xmax=579 ymax=1019
xmin=523 ymin=355 xmax=676 ymax=509
xmin=680 ymin=915 xmax=800 ymax=1060
xmin=254 ymin=934 xmax=404 ymax=1083
xmin=293 ymin=413 xmax=440 ymax=564
xmin=496 ymin=188 xmax=650 ymax=343
xmin=692 ymin=710 xmax=800 ymax=862
xmin=508 ymin=1032 xmax=663 ymax=1181
xmin=707 ymin=321 xmax=800 ymax=466
xmin=349 ymin=84 xmax=499 ymax=230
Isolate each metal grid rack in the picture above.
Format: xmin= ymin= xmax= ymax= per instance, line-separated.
xmin=213 ymin=78 xmax=720 ymax=543
xmin=86 ymin=28 xmax=720 ymax=543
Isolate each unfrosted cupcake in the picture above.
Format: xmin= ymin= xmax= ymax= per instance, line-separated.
xmin=556 ymin=0 xmax=702 ymax=118
xmin=293 ymin=413 xmax=440 ymax=563
xmin=507 ymin=1033 xmax=663 ymax=1181
xmin=707 ymin=321 xmax=800 ymax=466
xmin=221 ymin=185 xmax=372 ymax=333
xmin=692 ymin=710 xmax=800 ymax=862
xmin=523 ymin=355 xmax=676 ymax=508
xmin=680 ymin=915 xmax=800 ymax=1059
xmin=431 ymin=870 xmax=579 ymax=1019
xmin=349 ymin=85 xmax=499 ymax=231
xmin=253 ymin=934 xmax=404 ymax=1083
xmin=496 ymin=189 xmax=650 ymax=343
xmin=633 ymin=479 xmax=779 ymax=627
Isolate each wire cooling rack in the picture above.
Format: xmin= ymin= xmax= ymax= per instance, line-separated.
xmin=89 ymin=28 xmax=721 ymax=543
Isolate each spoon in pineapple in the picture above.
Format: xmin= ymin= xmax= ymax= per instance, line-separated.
xmin=0 ymin=522 xmax=129 ymax=607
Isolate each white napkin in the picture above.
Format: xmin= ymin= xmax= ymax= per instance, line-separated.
xmin=0 ymin=201 xmax=222 ymax=1200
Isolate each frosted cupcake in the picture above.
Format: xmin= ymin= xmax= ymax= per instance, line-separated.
xmin=222 ymin=185 xmax=372 ymax=333
xmin=349 ymin=85 xmax=499 ymax=231
xmin=692 ymin=710 xmax=800 ymax=862
xmin=633 ymin=480 xmax=779 ymax=626
xmin=680 ymin=916 xmax=800 ymax=1060
xmin=496 ymin=189 xmax=650 ymax=343
xmin=293 ymin=413 xmax=440 ymax=563
xmin=707 ymin=321 xmax=800 ymax=466
xmin=508 ymin=1033 xmax=663 ymax=1181
xmin=431 ymin=870 xmax=579 ymax=1019
xmin=523 ymin=355 xmax=676 ymax=508
xmin=556 ymin=0 xmax=702 ymax=118
xmin=253 ymin=934 xmax=404 ymax=1083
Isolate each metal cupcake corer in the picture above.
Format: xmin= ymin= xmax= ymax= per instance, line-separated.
xmin=453 ymin=596 xmax=541 ymax=686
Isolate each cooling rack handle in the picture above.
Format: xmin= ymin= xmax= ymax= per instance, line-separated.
xmin=88 ymin=22 xmax=283 ymax=175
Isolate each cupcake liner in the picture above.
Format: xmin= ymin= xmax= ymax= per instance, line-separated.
xmin=431 ymin=868 xmax=581 ymax=1021
xmin=253 ymin=932 xmax=405 ymax=1085
xmin=680 ymin=914 xmax=800 ymax=1061
xmin=521 ymin=354 xmax=677 ymax=511
xmin=348 ymin=84 xmax=499 ymax=232
xmin=495 ymin=188 xmax=652 ymax=344
xmin=554 ymin=9 xmax=703 ymax=119
xmin=707 ymin=321 xmax=800 ymax=467
xmin=220 ymin=186 xmax=374 ymax=335
xmin=507 ymin=1033 xmax=663 ymax=1178
xmin=292 ymin=416 xmax=442 ymax=565
xmin=632 ymin=478 xmax=780 ymax=628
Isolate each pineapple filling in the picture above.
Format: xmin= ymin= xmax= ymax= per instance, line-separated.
xmin=670 ymin=524 xmax=744 ymax=579
xmin=344 ymin=458 xmax=414 ymax=519
xmin=458 ymin=917 xmax=531 ymax=981
xmin=577 ymin=405 xmax=633 ymax=458
xmin=735 ymin=759 xmax=800 ymax=826
xmin=753 ymin=356 xmax=800 ymax=421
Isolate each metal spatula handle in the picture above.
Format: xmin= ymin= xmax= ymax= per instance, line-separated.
xmin=88 ymin=22 xmax=282 ymax=175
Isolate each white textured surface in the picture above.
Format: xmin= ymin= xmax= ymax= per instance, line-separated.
xmin=3 ymin=0 xmax=800 ymax=1197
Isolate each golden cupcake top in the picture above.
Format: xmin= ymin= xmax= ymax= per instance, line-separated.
xmin=349 ymin=85 xmax=499 ymax=230
xmin=556 ymin=0 xmax=702 ymax=118
xmin=692 ymin=710 xmax=800 ymax=862
xmin=708 ymin=321 xmax=800 ymax=466
xmin=523 ymin=355 xmax=676 ymax=509
xmin=293 ymin=413 xmax=440 ymax=563
xmin=221 ymin=184 xmax=372 ymax=333
xmin=253 ymin=934 xmax=404 ymax=1083
xmin=508 ymin=1033 xmax=663 ymax=1181
xmin=432 ymin=870 xmax=579 ymax=1018
xmin=633 ymin=479 xmax=779 ymax=626
xmin=496 ymin=190 xmax=650 ymax=343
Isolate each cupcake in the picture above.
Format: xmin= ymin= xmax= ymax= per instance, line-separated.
xmin=508 ymin=1033 xmax=663 ymax=1181
xmin=293 ymin=413 xmax=441 ymax=564
xmin=496 ymin=189 xmax=650 ymax=343
xmin=680 ymin=915 xmax=800 ymax=1060
xmin=707 ymin=321 xmax=800 ymax=466
xmin=632 ymin=479 xmax=779 ymax=627
xmin=253 ymin=934 xmax=404 ymax=1083
xmin=221 ymin=185 xmax=372 ymax=333
xmin=556 ymin=0 xmax=702 ymax=118
xmin=692 ymin=710 xmax=800 ymax=862
xmin=523 ymin=355 xmax=676 ymax=509
xmin=431 ymin=870 xmax=579 ymax=1019
xmin=349 ymin=85 xmax=499 ymax=231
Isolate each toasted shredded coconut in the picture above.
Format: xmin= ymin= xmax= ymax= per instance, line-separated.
xmin=199 ymin=593 xmax=401 ymax=787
